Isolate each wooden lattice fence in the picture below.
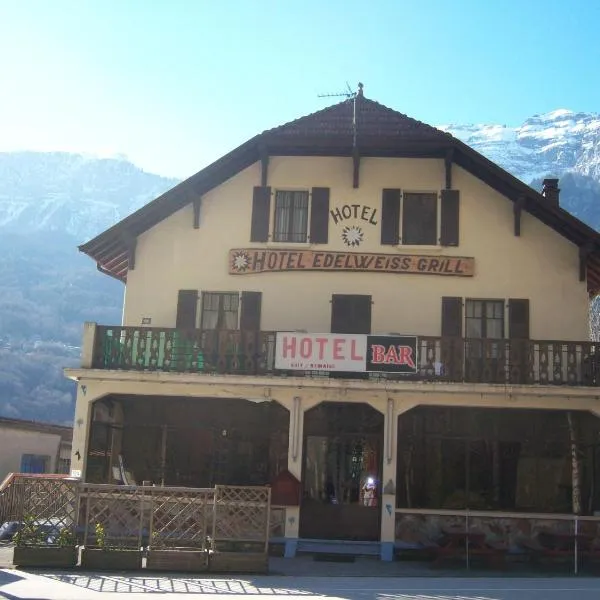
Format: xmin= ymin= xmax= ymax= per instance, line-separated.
xmin=212 ymin=485 xmax=271 ymax=552
xmin=147 ymin=486 xmax=214 ymax=550
xmin=3 ymin=477 xmax=271 ymax=550
xmin=0 ymin=475 xmax=78 ymax=537
xmin=80 ymin=484 xmax=149 ymax=549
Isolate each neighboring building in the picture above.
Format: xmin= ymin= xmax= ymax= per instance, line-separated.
xmin=65 ymin=86 xmax=600 ymax=560
xmin=0 ymin=417 xmax=72 ymax=482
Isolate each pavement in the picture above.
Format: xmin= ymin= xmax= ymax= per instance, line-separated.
xmin=5 ymin=569 xmax=600 ymax=600
xmin=3 ymin=546 xmax=600 ymax=600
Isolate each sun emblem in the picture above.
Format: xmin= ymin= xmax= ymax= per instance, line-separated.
xmin=232 ymin=250 xmax=250 ymax=272
xmin=342 ymin=225 xmax=364 ymax=247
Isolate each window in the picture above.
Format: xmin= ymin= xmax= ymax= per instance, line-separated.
xmin=402 ymin=192 xmax=437 ymax=245
xmin=57 ymin=457 xmax=71 ymax=474
xmin=20 ymin=454 xmax=49 ymax=474
xmin=465 ymin=300 xmax=505 ymax=365
xmin=273 ymin=190 xmax=309 ymax=242
xmin=201 ymin=293 xmax=239 ymax=330
xmin=465 ymin=300 xmax=504 ymax=339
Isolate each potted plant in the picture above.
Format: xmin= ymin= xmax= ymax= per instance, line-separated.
xmin=13 ymin=516 xmax=78 ymax=568
xmin=80 ymin=522 xmax=143 ymax=570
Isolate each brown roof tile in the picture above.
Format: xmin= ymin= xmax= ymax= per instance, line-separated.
xmin=264 ymin=95 xmax=451 ymax=142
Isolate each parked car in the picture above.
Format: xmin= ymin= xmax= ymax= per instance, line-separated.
xmin=0 ymin=521 xmax=22 ymax=542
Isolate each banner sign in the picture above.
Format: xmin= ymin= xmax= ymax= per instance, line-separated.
xmin=275 ymin=332 xmax=418 ymax=374
xmin=229 ymin=248 xmax=474 ymax=277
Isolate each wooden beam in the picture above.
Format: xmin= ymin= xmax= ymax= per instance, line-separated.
xmin=352 ymin=146 xmax=360 ymax=189
xmin=193 ymin=196 xmax=202 ymax=229
xmin=121 ymin=232 xmax=137 ymax=270
xmin=260 ymin=147 xmax=269 ymax=187
xmin=444 ymin=148 xmax=454 ymax=190
xmin=514 ymin=195 xmax=525 ymax=237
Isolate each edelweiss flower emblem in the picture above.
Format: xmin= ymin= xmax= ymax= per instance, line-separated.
xmin=342 ymin=225 xmax=364 ymax=247
xmin=232 ymin=250 xmax=250 ymax=272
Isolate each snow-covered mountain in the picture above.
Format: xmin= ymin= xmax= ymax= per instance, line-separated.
xmin=0 ymin=152 xmax=178 ymax=241
xmin=440 ymin=109 xmax=600 ymax=186
xmin=2 ymin=113 xmax=600 ymax=423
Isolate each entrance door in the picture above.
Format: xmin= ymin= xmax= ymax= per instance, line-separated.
xmin=331 ymin=294 xmax=371 ymax=379
xmin=300 ymin=402 xmax=383 ymax=541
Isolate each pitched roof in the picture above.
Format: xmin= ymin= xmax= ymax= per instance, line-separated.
xmin=79 ymin=93 xmax=600 ymax=294
xmin=0 ymin=416 xmax=73 ymax=443
xmin=264 ymin=94 xmax=449 ymax=142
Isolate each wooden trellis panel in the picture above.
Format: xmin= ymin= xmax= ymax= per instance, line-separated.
xmin=212 ymin=485 xmax=270 ymax=551
xmin=147 ymin=487 xmax=214 ymax=550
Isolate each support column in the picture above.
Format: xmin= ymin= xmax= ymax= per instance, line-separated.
xmin=380 ymin=397 xmax=397 ymax=561
xmin=70 ymin=382 xmax=94 ymax=480
xmin=284 ymin=396 xmax=302 ymax=558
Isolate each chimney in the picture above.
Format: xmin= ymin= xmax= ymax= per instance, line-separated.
xmin=542 ymin=178 xmax=560 ymax=207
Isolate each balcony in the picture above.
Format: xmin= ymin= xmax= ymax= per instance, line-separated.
xmin=86 ymin=325 xmax=600 ymax=387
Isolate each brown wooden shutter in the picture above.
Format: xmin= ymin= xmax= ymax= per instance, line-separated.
xmin=331 ymin=295 xmax=371 ymax=334
xmin=240 ymin=291 xmax=262 ymax=330
xmin=440 ymin=190 xmax=460 ymax=246
xmin=381 ymin=189 xmax=401 ymax=245
xmin=441 ymin=297 xmax=463 ymax=337
xmin=250 ymin=186 xmax=271 ymax=242
xmin=310 ymin=187 xmax=330 ymax=244
xmin=176 ymin=290 xmax=198 ymax=329
xmin=509 ymin=299 xmax=530 ymax=339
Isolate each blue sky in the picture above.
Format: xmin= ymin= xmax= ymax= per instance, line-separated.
xmin=0 ymin=0 xmax=598 ymax=178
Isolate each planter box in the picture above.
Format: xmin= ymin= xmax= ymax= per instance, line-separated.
xmin=81 ymin=548 xmax=142 ymax=571
xmin=13 ymin=546 xmax=78 ymax=568
xmin=209 ymin=552 xmax=269 ymax=574
xmin=147 ymin=549 xmax=208 ymax=572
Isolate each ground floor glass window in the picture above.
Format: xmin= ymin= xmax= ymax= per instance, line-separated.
xmin=396 ymin=407 xmax=600 ymax=514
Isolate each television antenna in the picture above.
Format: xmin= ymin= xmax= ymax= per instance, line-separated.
xmin=317 ymin=82 xmax=364 ymax=148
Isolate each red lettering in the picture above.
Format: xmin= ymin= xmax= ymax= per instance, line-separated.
xmin=282 ymin=336 xmax=296 ymax=358
xmin=350 ymin=339 xmax=363 ymax=361
xmin=384 ymin=345 xmax=399 ymax=364
xmin=371 ymin=344 xmax=386 ymax=363
xmin=315 ymin=337 xmax=328 ymax=360
xmin=299 ymin=338 xmax=312 ymax=359
xmin=333 ymin=339 xmax=344 ymax=360
xmin=398 ymin=345 xmax=416 ymax=368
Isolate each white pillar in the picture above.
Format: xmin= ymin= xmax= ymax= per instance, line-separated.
xmin=284 ymin=396 xmax=302 ymax=557
xmin=70 ymin=382 xmax=93 ymax=479
xmin=80 ymin=322 xmax=97 ymax=368
xmin=380 ymin=397 xmax=397 ymax=560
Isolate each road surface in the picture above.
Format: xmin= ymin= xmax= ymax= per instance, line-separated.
xmin=3 ymin=570 xmax=600 ymax=600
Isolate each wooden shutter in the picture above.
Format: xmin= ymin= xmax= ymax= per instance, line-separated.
xmin=240 ymin=291 xmax=262 ymax=330
xmin=381 ymin=189 xmax=401 ymax=245
xmin=509 ymin=299 xmax=530 ymax=339
xmin=440 ymin=190 xmax=460 ymax=246
xmin=250 ymin=186 xmax=271 ymax=242
xmin=441 ymin=297 xmax=463 ymax=337
xmin=176 ymin=290 xmax=198 ymax=329
xmin=310 ymin=187 xmax=330 ymax=244
xmin=331 ymin=294 xmax=371 ymax=334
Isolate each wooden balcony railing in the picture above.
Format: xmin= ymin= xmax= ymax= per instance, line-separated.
xmin=90 ymin=326 xmax=600 ymax=387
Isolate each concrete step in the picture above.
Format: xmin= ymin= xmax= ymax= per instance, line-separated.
xmin=296 ymin=539 xmax=380 ymax=556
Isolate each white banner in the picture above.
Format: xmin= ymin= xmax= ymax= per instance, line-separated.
xmin=275 ymin=332 xmax=367 ymax=372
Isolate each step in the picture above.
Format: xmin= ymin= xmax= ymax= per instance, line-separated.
xmin=296 ymin=538 xmax=380 ymax=556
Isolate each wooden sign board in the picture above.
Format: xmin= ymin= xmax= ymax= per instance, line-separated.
xmin=229 ymin=248 xmax=474 ymax=277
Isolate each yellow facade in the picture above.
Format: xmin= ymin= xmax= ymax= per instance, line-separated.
xmin=123 ymin=157 xmax=588 ymax=339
